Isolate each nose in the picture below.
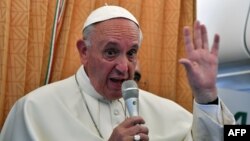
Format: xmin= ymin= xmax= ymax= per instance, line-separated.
xmin=115 ymin=56 xmax=129 ymax=74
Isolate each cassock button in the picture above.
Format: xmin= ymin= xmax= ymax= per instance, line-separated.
xmin=114 ymin=109 xmax=119 ymax=115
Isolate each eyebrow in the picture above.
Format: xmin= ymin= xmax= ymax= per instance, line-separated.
xmin=103 ymin=42 xmax=118 ymax=48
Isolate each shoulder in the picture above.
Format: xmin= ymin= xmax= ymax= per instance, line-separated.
xmin=28 ymin=76 xmax=75 ymax=97
xmin=16 ymin=75 xmax=78 ymax=108
xmin=139 ymin=89 xmax=181 ymax=106
xmin=138 ymin=89 xmax=193 ymax=138
xmin=139 ymin=89 xmax=192 ymax=116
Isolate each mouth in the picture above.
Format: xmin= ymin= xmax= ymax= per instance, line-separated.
xmin=110 ymin=78 xmax=125 ymax=83
xmin=109 ymin=78 xmax=126 ymax=90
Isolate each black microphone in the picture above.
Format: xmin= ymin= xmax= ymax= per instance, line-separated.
xmin=122 ymin=80 xmax=139 ymax=117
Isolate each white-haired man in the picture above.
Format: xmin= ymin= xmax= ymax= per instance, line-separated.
xmin=0 ymin=5 xmax=235 ymax=141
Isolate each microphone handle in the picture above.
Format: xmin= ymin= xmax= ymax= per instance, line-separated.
xmin=125 ymin=97 xmax=139 ymax=117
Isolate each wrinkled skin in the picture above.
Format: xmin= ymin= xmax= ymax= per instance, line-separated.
xmin=109 ymin=116 xmax=149 ymax=141
xmin=179 ymin=21 xmax=219 ymax=104
xmin=77 ymin=19 xmax=139 ymax=100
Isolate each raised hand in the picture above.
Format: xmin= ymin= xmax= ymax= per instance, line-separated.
xmin=179 ymin=21 xmax=219 ymax=104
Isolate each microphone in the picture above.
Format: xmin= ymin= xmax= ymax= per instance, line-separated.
xmin=122 ymin=80 xmax=139 ymax=117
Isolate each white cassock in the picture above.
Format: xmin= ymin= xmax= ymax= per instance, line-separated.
xmin=0 ymin=66 xmax=235 ymax=141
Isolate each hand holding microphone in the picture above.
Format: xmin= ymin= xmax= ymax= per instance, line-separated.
xmin=121 ymin=80 xmax=149 ymax=141
xmin=109 ymin=80 xmax=148 ymax=141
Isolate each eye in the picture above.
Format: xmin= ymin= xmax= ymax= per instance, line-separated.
xmin=103 ymin=48 xmax=119 ymax=58
xmin=127 ymin=49 xmax=137 ymax=59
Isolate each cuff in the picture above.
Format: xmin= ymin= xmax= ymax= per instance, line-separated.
xmin=194 ymin=98 xmax=223 ymax=124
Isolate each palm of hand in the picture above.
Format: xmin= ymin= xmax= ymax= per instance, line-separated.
xmin=180 ymin=21 xmax=219 ymax=103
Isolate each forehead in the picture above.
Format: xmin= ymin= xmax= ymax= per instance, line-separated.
xmin=92 ymin=18 xmax=140 ymax=41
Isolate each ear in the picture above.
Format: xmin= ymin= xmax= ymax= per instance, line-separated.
xmin=76 ymin=39 xmax=88 ymax=64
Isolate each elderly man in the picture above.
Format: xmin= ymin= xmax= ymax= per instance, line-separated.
xmin=0 ymin=5 xmax=235 ymax=141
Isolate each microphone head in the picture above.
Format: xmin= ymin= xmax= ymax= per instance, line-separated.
xmin=122 ymin=80 xmax=139 ymax=117
xmin=122 ymin=80 xmax=139 ymax=100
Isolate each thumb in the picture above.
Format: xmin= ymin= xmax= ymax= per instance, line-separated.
xmin=179 ymin=58 xmax=193 ymax=73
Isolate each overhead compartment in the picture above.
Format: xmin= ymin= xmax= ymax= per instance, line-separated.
xmin=197 ymin=0 xmax=250 ymax=64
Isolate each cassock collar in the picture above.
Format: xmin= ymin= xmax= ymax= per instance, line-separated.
xmin=75 ymin=65 xmax=112 ymax=103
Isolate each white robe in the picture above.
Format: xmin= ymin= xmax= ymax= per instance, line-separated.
xmin=0 ymin=66 xmax=235 ymax=141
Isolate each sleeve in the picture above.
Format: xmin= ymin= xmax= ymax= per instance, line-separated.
xmin=0 ymin=98 xmax=35 ymax=141
xmin=191 ymin=98 xmax=236 ymax=141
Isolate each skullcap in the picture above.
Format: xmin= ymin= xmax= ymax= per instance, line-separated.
xmin=83 ymin=5 xmax=139 ymax=31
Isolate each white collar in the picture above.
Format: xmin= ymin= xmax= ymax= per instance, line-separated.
xmin=75 ymin=65 xmax=105 ymax=100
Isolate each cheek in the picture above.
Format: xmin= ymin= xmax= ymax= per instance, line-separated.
xmin=91 ymin=60 xmax=113 ymax=78
xmin=129 ymin=67 xmax=136 ymax=79
xmin=130 ymin=62 xmax=137 ymax=70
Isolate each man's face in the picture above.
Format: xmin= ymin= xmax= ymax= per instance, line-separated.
xmin=82 ymin=18 xmax=140 ymax=100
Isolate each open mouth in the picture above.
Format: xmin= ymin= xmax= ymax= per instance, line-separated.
xmin=110 ymin=78 xmax=125 ymax=84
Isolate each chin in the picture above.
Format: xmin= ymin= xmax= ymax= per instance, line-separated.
xmin=105 ymin=92 xmax=122 ymax=100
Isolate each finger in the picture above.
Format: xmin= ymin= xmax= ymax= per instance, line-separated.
xmin=183 ymin=26 xmax=194 ymax=57
xmin=179 ymin=58 xmax=193 ymax=73
xmin=122 ymin=116 xmax=145 ymax=128
xmin=194 ymin=21 xmax=202 ymax=49
xmin=200 ymin=24 xmax=209 ymax=51
xmin=211 ymin=34 xmax=220 ymax=56
xmin=136 ymin=133 xmax=149 ymax=141
xmin=130 ymin=126 xmax=149 ymax=141
xmin=140 ymin=133 xmax=149 ymax=141
xmin=125 ymin=124 xmax=149 ymax=137
xmin=132 ymin=124 xmax=149 ymax=134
